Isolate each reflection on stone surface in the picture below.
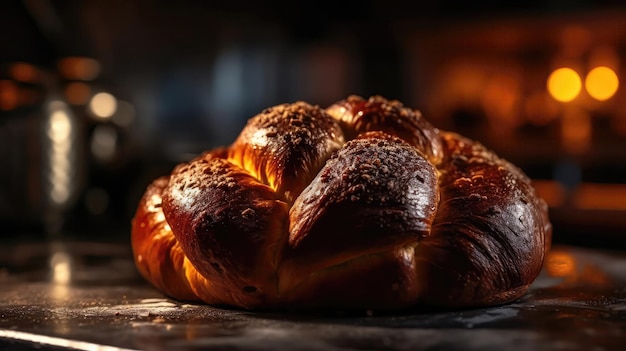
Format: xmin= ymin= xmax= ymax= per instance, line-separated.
xmin=0 ymin=244 xmax=625 ymax=350
xmin=545 ymin=249 xmax=576 ymax=277
xmin=544 ymin=247 xmax=613 ymax=287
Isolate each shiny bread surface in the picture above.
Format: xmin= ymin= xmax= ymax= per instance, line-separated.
xmin=131 ymin=95 xmax=552 ymax=311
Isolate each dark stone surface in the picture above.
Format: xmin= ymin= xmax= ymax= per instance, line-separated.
xmin=1 ymin=241 xmax=625 ymax=350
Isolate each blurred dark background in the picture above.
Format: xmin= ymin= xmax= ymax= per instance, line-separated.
xmin=2 ymin=0 xmax=626 ymax=248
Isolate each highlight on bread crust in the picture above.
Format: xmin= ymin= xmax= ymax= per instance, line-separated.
xmin=131 ymin=95 xmax=552 ymax=311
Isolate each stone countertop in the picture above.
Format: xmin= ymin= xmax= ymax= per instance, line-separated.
xmin=0 ymin=241 xmax=625 ymax=351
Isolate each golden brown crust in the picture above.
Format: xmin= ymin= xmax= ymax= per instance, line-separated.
xmin=130 ymin=176 xmax=200 ymax=302
xmin=279 ymin=244 xmax=422 ymax=310
xmin=131 ymin=95 xmax=552 ymax=311
xmin=228 ymin=101 xmax=345 ymax=204
xmin=161 ymin=150 xmax=290 ymax=308
xmin=415 ymin=132 xmax=551 ymax=307
xmin=284 ymin=131 xmax=438 ymax=275
xmin=326 ymin=95 xmax=443 ymax=165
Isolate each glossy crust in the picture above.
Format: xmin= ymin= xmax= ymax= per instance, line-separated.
xmin=131 ymin=95 xmax=552 ymax=311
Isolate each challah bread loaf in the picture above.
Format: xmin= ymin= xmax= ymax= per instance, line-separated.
xmin=131 ymin=95 xmax=552 ymax=311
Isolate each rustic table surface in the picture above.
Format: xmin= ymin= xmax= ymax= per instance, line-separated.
xmin=1 ymin=241 xmax=625 ymax=351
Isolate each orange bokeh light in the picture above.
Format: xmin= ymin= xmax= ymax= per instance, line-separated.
xmin=545 ymin=250 xmax=576 ymax=277
xmin=64 ymin=82 xmax=92 ymax=105
xmin=547 ymin=67 xmax=582 ymax=103
xmin=0 ymin=80 xmax=18 ymax=110
xmin=585 ymin=66 xmax=619 ymax=101
xmin=10 ymin=62 xmax=40 ymax=83
xmin=57 ymin=57 xmax=101 ymax=81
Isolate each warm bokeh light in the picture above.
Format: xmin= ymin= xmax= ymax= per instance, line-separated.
xmin=64 ymin=82 xmax=92 ymax=105
xmin=573 ymin=183 xmax=626 ymax=211
xmin=585 ymin=66 xmax=619 ymax=101
xmin=57 ymin=57 xmax=101 ymax=81
xmin=545 ymin=248 xmax=611 ymax=286
xmin=9 ymin=62 xmax=40 ymax=83
xmin=481 ymin=73 xmax=521 ymax=129
xmin=545 ymin=250 xmax=575 ymax=277
xmin=548 ymin=67 xmax=582 ymax=102
xmin=0 ymin=80 xmax=18 ymax=110
xmin=444 ymin=63 xmax=486 ymax=102
xmin=88 ymin=92 xmax=117 ymax=119
xmin=47 ymin=101 xmax=76 ymax=206
xmin=530 ymin=180 xmax=566 ymax=208
xmin=50 ymin=251 xmax=72 ymax=285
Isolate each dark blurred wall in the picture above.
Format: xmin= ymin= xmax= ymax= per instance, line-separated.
xmin=3 ymin=0 xmax=626 ymax=246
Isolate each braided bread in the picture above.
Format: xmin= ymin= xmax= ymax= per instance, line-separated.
xmin=131 ymin=95 xmax=552 ymax=311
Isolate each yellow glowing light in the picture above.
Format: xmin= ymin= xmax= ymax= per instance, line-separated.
xmin=47 ymin=102 xmax=74 ymax=205
xmin=155 ymin=211 xmax=166 ymax=223
xmin=547 ymin=67 xmax=582 ymax=102
xmin=88 ymin=92 xmax=117 ymax=119
xmin=50 ymin=251 xmax=72 ymax=285
xmin=50 ymin=110 xmax=71 ymax=141
xmin=585 ymin=66 xmax=619 ymax=101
